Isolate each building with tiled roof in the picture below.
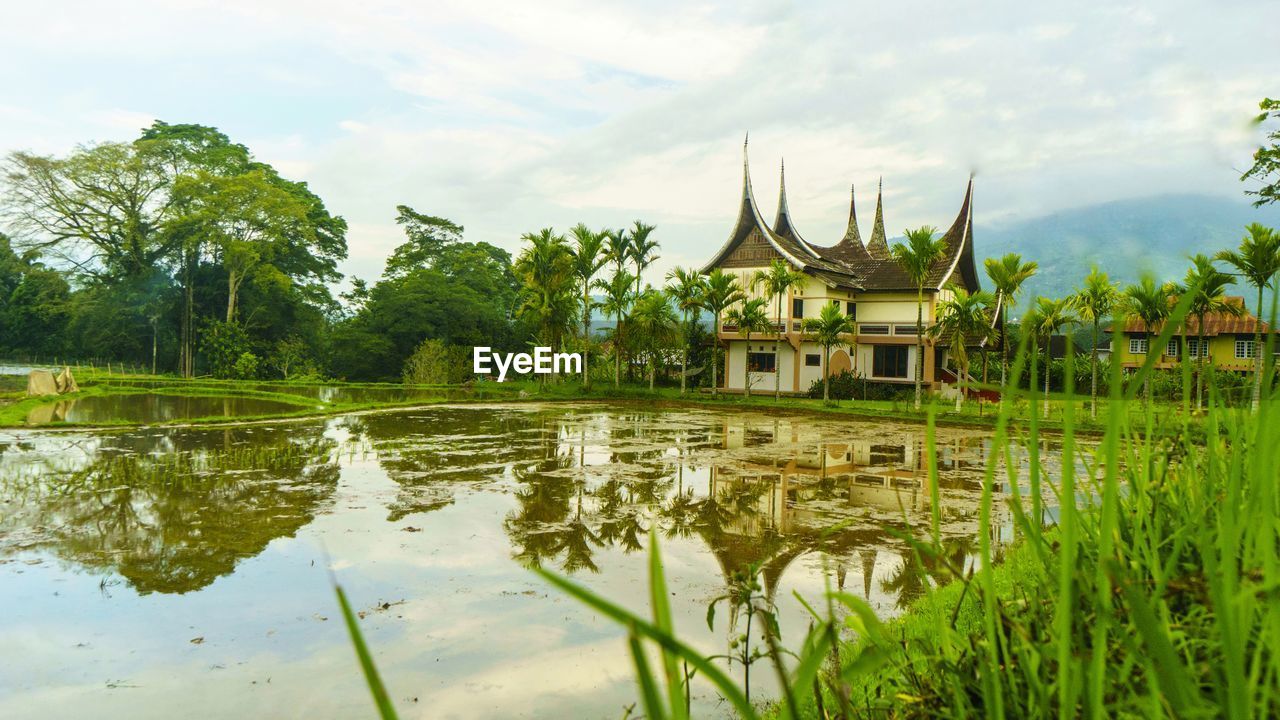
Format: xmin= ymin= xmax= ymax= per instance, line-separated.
xmin=702 ymin=138 xmax=982 ymax=395
xmin=1112 ymin=296 xmax=1278 ymax=372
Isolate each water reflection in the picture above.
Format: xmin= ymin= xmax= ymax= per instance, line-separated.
xmin=0 ymin=404 xmax=1064 ymax=718
xmin=24 ymin=393 xmax=312 ymax=425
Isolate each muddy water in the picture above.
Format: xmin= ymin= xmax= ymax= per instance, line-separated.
xmin=0 ymin=404 xmax=1067 ymax=719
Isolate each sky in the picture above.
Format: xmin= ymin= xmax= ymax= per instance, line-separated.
xmin=1 ymin=0 xmax=1275 ymax=289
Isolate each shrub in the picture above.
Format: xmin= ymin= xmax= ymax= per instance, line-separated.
xmin=806 ymin=371 xmax=913 ymax=401
xmin=402 ymin=338 xmax=470 ymax=385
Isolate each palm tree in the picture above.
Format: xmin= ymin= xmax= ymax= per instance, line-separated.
xmin=931 ymin=287 xmax=997 ymax=413
xmin=1215 ymin=223 xmax=1280 ymax=409
xmin=629 ymin=221 xmax=659 ymax=295
xmin=514 ymin=228 xmax=575 ymax=388
xmin=1183 ymin=254 xmax=1239 ymax=411
xmin=984 ymin=253 xmax=1039 ymax=385
xmin=1070 ymin=267 xmax=1120 ymax=420
xmin=595 ymin=269 xmax=636 ymax=387
xmin=801 ymin=303 xmax=856 ymax=402
xmin=701 ymin=269 xmax=745 ymax=396
xmin=724 ymin=297 xmax=770 ymax=398
xmin=631 ymin=289 xmax=679 ymax=390
xmin=751 ymin=259 xmax=808 ymax=400
xmin=665 ymin=267 xmax=706 ymax=395
xmin=1028 ymin=297 xmax=1076 ymax=418
xmin=891 ymin=226 xmax=949 ymax=410
xmin=569 ymin=224 xmax=608 ymax=390
xmin=1123 ymin=276 xmax=1173 ymax=403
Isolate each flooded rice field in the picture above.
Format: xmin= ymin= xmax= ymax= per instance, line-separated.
xmin=0 ymin=403 xmax=1071 ymax=718
xmin=22 ymin=393 xmax=315 ymax=425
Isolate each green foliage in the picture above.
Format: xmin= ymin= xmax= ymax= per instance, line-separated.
xmin=1243 ymin=97 xmax=1280 ymax=206
xmin=805 ymin=371 xmax=912 ymax=401
xmin=401 ymin=338 xmax=470 ymax=385
xmin=200 ymin=319 xmax=252 ymax=379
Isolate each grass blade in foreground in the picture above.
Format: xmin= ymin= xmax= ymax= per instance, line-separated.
xmin=335 ymin=584 xmax=400 ymax=720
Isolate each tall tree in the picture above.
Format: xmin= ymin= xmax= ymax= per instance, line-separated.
xmin=801 ymin=302 xmax=856 ymax=402
xmin=1070 ymin=267 xmax=1120 ymax=420
xmin=630 ymin=289 xmax=679 ymax=390
xmin=514 ymin=228 xmax=575 ymax=387
xmin=724 ymin=297 xmax=770 ymax=399
xmin=1183 ymin=254 xmax=1239 ymax=411
xmin=751 ymin=259 xmax=807 ymax=400
xmin=1123 ymin=276 xmax=1174 ymax=403
xmin=984 ymin=253 xmax=1039 ymax=386
xmin=891 ymin=226 xmax=949 ymax=410
xmin=1242 ymin=97 xmax=1280 ymax=207
xmin=665 ymin=267 xmax=705 ymax=395
xmin=700 ymin=269 xmax=744 ymax=396
xmin=629 ymin=221 xmax=659 ymax=295
xmin=1029 ymin=297 xmax=1076 ymax=418
xmin=595 ymin=269 xmax=636 ymax=387
xmin=569 ymin=224 xmax=608 ymax=390
xmin=1215 ymin=223 xmax=1280 ymax=409
xmin=384 ymin=206 xmax=464 ymax=277
xmin=931 ymin=287 xmax=996 ymax=413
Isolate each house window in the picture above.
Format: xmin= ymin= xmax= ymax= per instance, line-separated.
xmin=1129 ymin=337 xmax=1148 ymax=354
xmin=872 ymin=345 xmax=909 ymax=378
xmin=894 ymin=325 xmax=919 ymax=336
xmin=1166 ymin=339 xmax=1179 ymax=357
xmin=804 ymin=353 xmax=821 ymax=367
xmin=1236 ymin=340 xmax=1257 ymax=359
xmin=1186 ymin=338 xmax=1204 ymax=358
xmin=846 ymin=302 xmax=856 ymax=320
xmin=860 ymin=324 xmax=890 ymax=335
xmin=792 ymin=298 xmax=804 ymax=319
xmin=748 ymin=352 xmax=777 ymax=373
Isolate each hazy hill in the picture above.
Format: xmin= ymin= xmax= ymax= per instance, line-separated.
xmin=976 ymin=194 xmax=1280 ymax=311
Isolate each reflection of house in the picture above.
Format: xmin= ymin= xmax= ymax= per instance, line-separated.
xmin=701 ymin=138 xmax=985 ymax=394
xmin=1112 ymin=296 xmax=1278 ymax=372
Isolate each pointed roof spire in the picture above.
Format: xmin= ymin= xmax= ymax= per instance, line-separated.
xmin=865 ymin=176 xmax=890 ymax=259
xmin=843 ymin=183 xmax=863 ymax=247
xmin=774 ymin=158 xmax=791 ymax=228
xmin=741 ymin=133 xmax=753 ymax=201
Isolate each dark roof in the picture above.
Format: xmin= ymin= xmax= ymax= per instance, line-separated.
xmin=1116 ymin=297 xmax=1274 ymax=335
xmin=703 ymin=139 xmax=980 ymax=294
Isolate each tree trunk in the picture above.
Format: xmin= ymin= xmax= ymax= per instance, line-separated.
xmin=151 ymin=320 xmax=158 ymax=376
xmin=711 ymin=316 xmax=720 ymax=396
xmin=1090 ymin=319 xmax=1099 ymax=420
xmin=955 ymin=359 xmax=964 ymax=413
xmin=1044 ymin=339 xmax=1051 ymax=420
xmin=583 ymin=289 xmax=591 ymax=391
xmin=822 ymin=344 xmax=830 ymax=402
xmin=1253 ymin=286 xmax=1264 ymax=410
xmin=649 ymin=357 xmax=655 ymax=390
xmin=744 ymin=331 xmax=752 ymax=399
xmin=775 ymin=294 xmax=782 ymax=400
xmin=1197 ymin=319 xmax=1207 ymax=411
xmin=226 ymin=272 xmax=240 ymax=323
xmin=914 ymin=286 xmax=924 ymax=410
xmin=1000 ymin=299 xmax=1009 ymax=387
xmin=680 ymin=312 xmax=688 ymax=395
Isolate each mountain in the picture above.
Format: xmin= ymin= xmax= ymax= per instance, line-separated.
xmin=974 ymin=194 xmax=1280 ymax=311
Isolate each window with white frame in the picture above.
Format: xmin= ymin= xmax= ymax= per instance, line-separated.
xmin=1129 ymin=337 xmax=1148 ymax=354
xmin=1185 ymin=338 xmax=1204 ymax=358
xmin=1166 ymin=339 xmax=1178 ymax=357
xmin=1236 ymin=339 xmax=1257 ymax=359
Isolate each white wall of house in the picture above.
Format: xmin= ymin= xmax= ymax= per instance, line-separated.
xmin=798 ymin=342 xmax=827 ymax=391
xmin=854 ymin=342 xmax=920 ymax=383
xmin=725 ymin=339 xmax=796 ymax=392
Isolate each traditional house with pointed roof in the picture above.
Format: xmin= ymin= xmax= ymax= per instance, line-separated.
xmin=702 ymin=138 xmax=983 ymax=395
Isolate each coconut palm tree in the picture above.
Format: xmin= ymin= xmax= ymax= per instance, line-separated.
xmin=724 ymin=297 xmax=770 ymax=398
xmin=1123 ymin=276 xmax=1173 ymax=403
xmin=984 ymin=253 xmax=1039 ymax=385
xmin=801 ymin=302 xmax=856 ymax=402
xmin=1070 ymin=267 xmax=1120 ymax=420
xmin=569 ymin=223 xmax=608 ymax=390
xmin=701 ymin=269 xmax=745 ymax=396
xmin=629 ymin=221 xmax=659 ymax=296
xmin=1183 ymin=254 xmax=1239 ymax=411
xmin=931 ymin=287 xmax=997 ymax=413
xmin=514 ymin=228 xmax=575 ymax=388
xmin=751 ymin=259 xmax=808 ymax=400
xmin=1215 ymin=223 xmax=1280 ymax=409
xmin=891 ymin=226 xmax=949 ymax=410
xmin=665 ymin=267 xmax=706 ymax=395
xmin=1028 ymin=297 xmax=1076 ymax=418
xmin=631 ymin=288 xmax=680 ymax=390
xmin=594 ymin=269 xmax=636 ymax=387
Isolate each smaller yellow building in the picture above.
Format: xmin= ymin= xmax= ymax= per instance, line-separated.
xmin=1113 ymin=296 xmax=1277 ymax=372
